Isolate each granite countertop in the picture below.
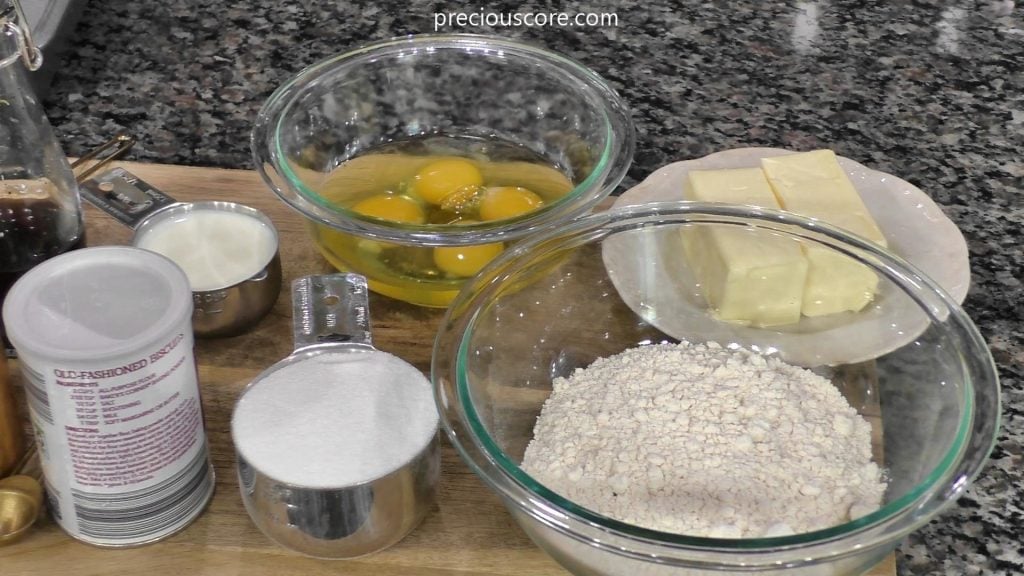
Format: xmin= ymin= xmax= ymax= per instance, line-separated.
xmin=41 ymin=1 xmax=1023 ymax=575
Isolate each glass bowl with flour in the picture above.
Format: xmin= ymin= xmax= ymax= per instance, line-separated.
xmin=433 ymin=203 xmax=1000 ymax=576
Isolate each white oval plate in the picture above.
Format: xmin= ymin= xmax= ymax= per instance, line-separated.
xmin=603 ymin=148 xmax=970 ymax=367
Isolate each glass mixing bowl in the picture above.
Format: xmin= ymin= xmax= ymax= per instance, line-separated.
xmin=433 ymin=203 xmax=1000 ymax=576
xmin=253 ymin=34 xmax=633 ymax=307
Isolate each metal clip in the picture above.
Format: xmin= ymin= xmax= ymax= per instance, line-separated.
xmin=71 ymin=134 xmax=137 ymax=183
xmin=76 ymin=134 xmax=181 ymax=227
xmin=0 ymin=2 xmax=43 ymax=71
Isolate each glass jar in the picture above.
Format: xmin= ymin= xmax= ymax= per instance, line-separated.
xmin=0 ymin=2 xmax=85 ymax=347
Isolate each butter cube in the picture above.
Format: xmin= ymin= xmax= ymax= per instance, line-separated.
xmin=683 ymin=168 xmax=808 ymax=327
xmin=687 ymin=167 xmax=785 ymax=206
xmin=761 ymin=150 xmax=887 ymax=316
xmin=760 ymin=151 xmax=886 ymax=245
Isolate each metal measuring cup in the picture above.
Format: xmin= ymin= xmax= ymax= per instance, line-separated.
xmin=74 ymin=137 xmax=282 ymax=338
xmin=231 ymin=274 xmax=440 ymax=558
xmin=130 ymin=200 xmax=282 ymax=337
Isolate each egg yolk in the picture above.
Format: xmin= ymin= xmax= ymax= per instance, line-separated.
xmin=433 ymin=243 xmax=504 ymax=277
xmin=478 ymin=186 xmax=544 ymax=221
xmin=413 ymin=158 xmax=484 ymax=205
xmin=351 ymin=194 xmax=425 ymax=224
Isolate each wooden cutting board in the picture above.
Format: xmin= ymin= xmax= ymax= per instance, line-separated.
xmin=0 ymin=161 xmax=896 ymax=576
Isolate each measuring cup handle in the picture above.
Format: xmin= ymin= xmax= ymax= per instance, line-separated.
xmin=291 ymin=274 xmax=374 ymax=352
xmin=79 ymin=169 xmax=180 ymax=230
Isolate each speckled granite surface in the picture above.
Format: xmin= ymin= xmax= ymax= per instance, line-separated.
xmin=39 ymin=1 xmax=1023 ymax=574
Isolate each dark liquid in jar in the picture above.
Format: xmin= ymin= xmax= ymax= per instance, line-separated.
xmin=0 ymin=194 xmax=85 ymax=351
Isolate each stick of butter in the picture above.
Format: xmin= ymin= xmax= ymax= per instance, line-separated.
xmin=760 ymin=150 xmax=887 ymax=317
xmin=682 ymin=168 xmax=808 ymax=327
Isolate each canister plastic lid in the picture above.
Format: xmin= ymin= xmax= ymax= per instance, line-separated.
xmin=2 ymin=246 xmax=193 ymax=362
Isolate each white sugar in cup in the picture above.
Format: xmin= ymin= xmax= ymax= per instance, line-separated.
xmin=231 ymin=273 xmax=440 ymax=559
xmin=233 ymin=350 xmax=438 ymax=489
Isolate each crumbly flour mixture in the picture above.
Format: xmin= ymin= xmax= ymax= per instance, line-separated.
xmin=522 ymin=342 xmax=886 ymax=538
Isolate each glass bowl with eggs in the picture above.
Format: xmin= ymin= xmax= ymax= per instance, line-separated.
xmin=252 ymin=34 xmax=634 ymax=306
xmin=433 ymin=203 xmax=1000 ymax=575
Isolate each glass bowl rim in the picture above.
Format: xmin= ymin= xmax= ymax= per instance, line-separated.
xmin=435 ymin=201 xmax=1000 ymax=560
xmin=252 ymin=33 xmax=635 ymax=246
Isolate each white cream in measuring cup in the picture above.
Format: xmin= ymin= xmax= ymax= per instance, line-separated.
xmin=135 ymin=207 xmax=278 ymax=292
xmin=80 ymin=167 xmax=283 ymax=337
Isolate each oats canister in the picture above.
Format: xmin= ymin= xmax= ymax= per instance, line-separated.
xmin=1 ymin=246 xmax=214 ymax=546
